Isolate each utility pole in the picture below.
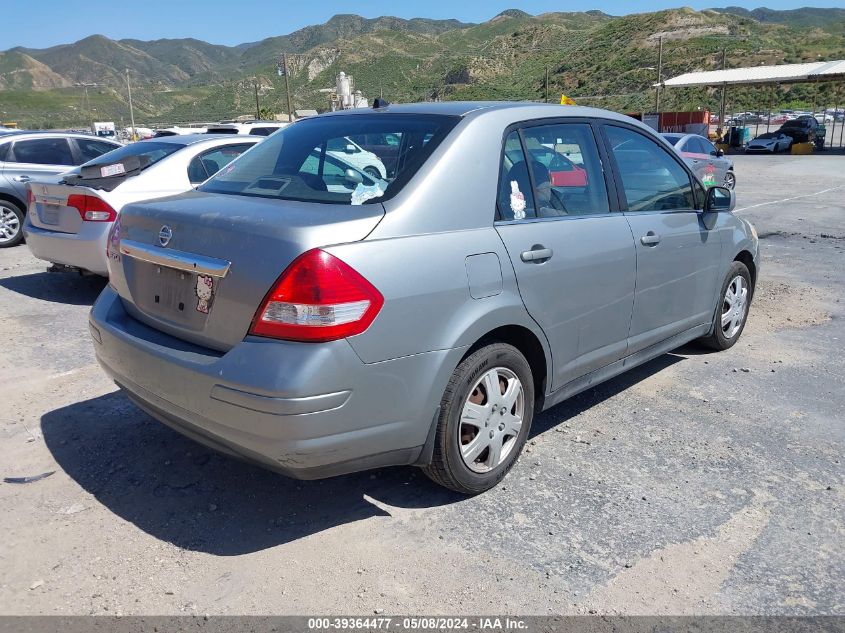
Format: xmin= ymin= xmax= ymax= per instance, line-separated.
xmin=282 ymin=53 xmax=294 ymax=122
xmin=719 ymin=48 xmax=727 ymax=130
xmin=544 ymin=66 xmax=549 ymax=103
xmin=253 ymin=79 xmax=260 ymax=119
xmin=126 ymin=69 xmax=136 ymax=141
xmin=654 ymin=36 xmax=663 ymax=127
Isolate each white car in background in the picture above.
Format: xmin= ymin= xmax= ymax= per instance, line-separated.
xmin=206 ymin=121 xmax=289 ymax=136
xmin=745 ymin=131 xmax=793 ymax=153
xmin=23 ymin=134 xmax=260 ymax=276
xmin=326 ymin=136 xmax=387 ymax=180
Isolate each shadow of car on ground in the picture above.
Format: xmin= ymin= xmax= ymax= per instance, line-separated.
xmin=41 ymin=350 xmax=689 ymax=556
xmin=0 ymin=271 xmax=106 ymax=305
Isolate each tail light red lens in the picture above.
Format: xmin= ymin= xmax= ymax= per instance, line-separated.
xmin=26 ymin=186 xmax=33 ymax=207
xmin=67 ymin=194 xmax=117 ymax=222
xmin=105 ymin=214 xmax=122 ymax=267
xmin=249 ymin=249 xmax=384 ymax=342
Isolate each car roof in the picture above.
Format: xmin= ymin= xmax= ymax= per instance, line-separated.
xmin=0 ymin=131 xmax=121 ymax=143
xmin=313 ymin=101 xmax=646 ymax=129
xmin=137 ymin=133 xmax=262 ymax=145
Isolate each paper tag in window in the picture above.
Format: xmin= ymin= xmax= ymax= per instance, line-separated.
xmin=100 ymin=163 xmax=126 ymax=178
xmin=351 ymin=182 xmax=384 ymax=206
xmin=510 ymin=181 xmax=526 ymax=219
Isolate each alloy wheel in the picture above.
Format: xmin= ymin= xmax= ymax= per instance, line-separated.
xmin=721 ymin=275 xmax=748 ymax=339
xmin=0 ymin=205 xmax=21 ymax=245
xmin=724 ymin=171 xmax=736 ymax=190
xmin=458 ymin=367 xmax=524 ymax=473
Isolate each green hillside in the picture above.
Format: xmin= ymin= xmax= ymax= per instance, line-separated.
xmin=1 ymin=7 xmax=844 ymax=128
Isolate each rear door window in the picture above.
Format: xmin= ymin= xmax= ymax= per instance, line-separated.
xmin=75 ymin=138 xmax=121 ymax=163
xmin=521 ymin=123 xmax=610 ymax=217
xmin=187 ymin=143 xmax=255 ymax=184
xmin=0 ymin=142 xmax=8 ymax=162
xmin=604 ymin=125 xmax=695 ymax=212
xmin=497 ymin=131 xmax=536 ymax=221
xmin=11 ymin=138 xmax=74 ymax=165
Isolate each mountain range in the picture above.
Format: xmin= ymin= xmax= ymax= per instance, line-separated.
xmin=1 ymin=7 xmax=844 ymax=127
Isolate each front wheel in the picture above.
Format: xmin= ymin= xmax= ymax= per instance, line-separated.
xmin=0 ymin=200 xmax=24 ymax=248
xmin=423 ymin=343 xmax=534 ymax=494
xmin=724 ymin=171 xmax=736 ymax=190
xmin=699 ymin=261 xmax=752 ymax=351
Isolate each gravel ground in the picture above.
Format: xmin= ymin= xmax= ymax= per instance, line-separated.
xmin=0 ymin=153 xmax=842 ymax=616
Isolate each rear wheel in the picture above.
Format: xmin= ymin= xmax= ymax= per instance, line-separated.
xmin=700 ymin=261 xmax=752 ymax=351
xmin=724 ymin=170 xmax=736 ymax=190
xmin=423 ymin=343 xmax=534 ymax=494
xmin=0 ymin=200 xmax=24 ymax=248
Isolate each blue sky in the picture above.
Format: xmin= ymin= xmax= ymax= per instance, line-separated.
xmin=3 ymin=0 xmax=844 ymax=49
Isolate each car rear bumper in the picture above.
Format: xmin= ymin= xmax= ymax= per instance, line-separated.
xmin=23 ymin=219 xmax=110 ymax=275
xmin=89 ymin=286 xmax=463 ymax=479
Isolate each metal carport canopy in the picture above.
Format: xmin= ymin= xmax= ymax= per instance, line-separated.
xmin=659 ymin=60 xmax=845 ymax=87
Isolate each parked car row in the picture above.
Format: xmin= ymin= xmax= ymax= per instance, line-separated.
xmin=64 ymin=102 xmax=757 ymax=494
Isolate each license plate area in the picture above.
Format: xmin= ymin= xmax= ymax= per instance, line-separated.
xmin=36 ymin=202 xmax=60 ymax=225
xmin=131 ymin=262 xmax=215 ymax=329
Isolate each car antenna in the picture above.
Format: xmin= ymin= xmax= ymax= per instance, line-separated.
xmin=372 ymin=98 xmax=390 ymax=109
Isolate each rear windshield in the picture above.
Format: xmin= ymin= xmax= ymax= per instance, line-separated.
xmin=661 ymin=134 xmax=683 ymax=145
xmin=79 ymin=141 xmax=182 ymax=172
xmin=199 ymin=113 xmax=459 ymax=205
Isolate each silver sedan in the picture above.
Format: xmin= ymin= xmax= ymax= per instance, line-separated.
xmin=662 ymin=133 xmax=736 ymax=190
xmin=90 ymin=103 xmax=759 ymax=494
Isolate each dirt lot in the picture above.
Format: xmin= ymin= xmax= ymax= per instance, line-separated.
xmin=0 ymin=153 xmax=842 ymax=616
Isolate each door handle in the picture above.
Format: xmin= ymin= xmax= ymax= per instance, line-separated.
xmin=13 ymin=175 xmax=31 ymax=183
xmin=640 ymin=232 xmax=661 ymax=246
xmin=520 ymin=246 xmax=554 ymax=263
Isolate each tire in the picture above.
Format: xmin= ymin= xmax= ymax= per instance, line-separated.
xmin=423 ymin=343 xmax=535 ymax=494
xmin=0 ymin=199 xmax=25 ymax=248
xmin=699 ymin=261 xmax=753 ymax=351
xmin=363 ymin=166 xmax=382 ymax=180
xmin=724 ymin=170 xmax=736 ymax=190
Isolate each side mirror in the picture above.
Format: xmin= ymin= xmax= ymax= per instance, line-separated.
xmin=344 ymin=168 xmax=363 ymax=185
xmin=345 ymin=144 xmax=357 ymax=154
xmin=716 ymin=149 xmax=725 ymax=157
xmin=704 ymin=185 xmax=735 ymax=213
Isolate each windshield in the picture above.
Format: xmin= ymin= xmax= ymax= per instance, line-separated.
xmin=781 ymin=120 xmax=808 ymax=129
xmin=200 ymin=113 xmax=459 ymax=205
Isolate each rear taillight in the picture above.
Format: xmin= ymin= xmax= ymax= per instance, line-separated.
xmin=26 ymin=186 xmax=33 ymax=207
xmin=105 ymin=214 xmax=122 ymax=267
xmin=249 ymin=249 xmax=383 ymax=342
xmin=67 ymin=194 xmax=117 ymax=222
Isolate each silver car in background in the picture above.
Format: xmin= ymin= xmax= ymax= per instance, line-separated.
xmin=0 ymin=132 xmax=121 ymax=247
xmin=24 ymin=135 xmax=260 ymax=276
xmin=90 ymin=102 xmax=759 ymax=494
xmin=661 ymin=133 xmax=736 ymax=190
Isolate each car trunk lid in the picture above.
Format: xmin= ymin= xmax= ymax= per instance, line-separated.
xmin=111 ymin=190 xmax=384 ymax=351
xmin=28 ymin=182 xmax=115 ymax=234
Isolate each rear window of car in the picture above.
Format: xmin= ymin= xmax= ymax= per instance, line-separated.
xmin=199 ymin=113 xmax=459 ymax=205
xmin=661 ymin=134 xmax=683 ymax=146
xmin=80 ymin=141 xmax=182 ymax=170
xmin=61 ymin=141 xmax=184 ymax=184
